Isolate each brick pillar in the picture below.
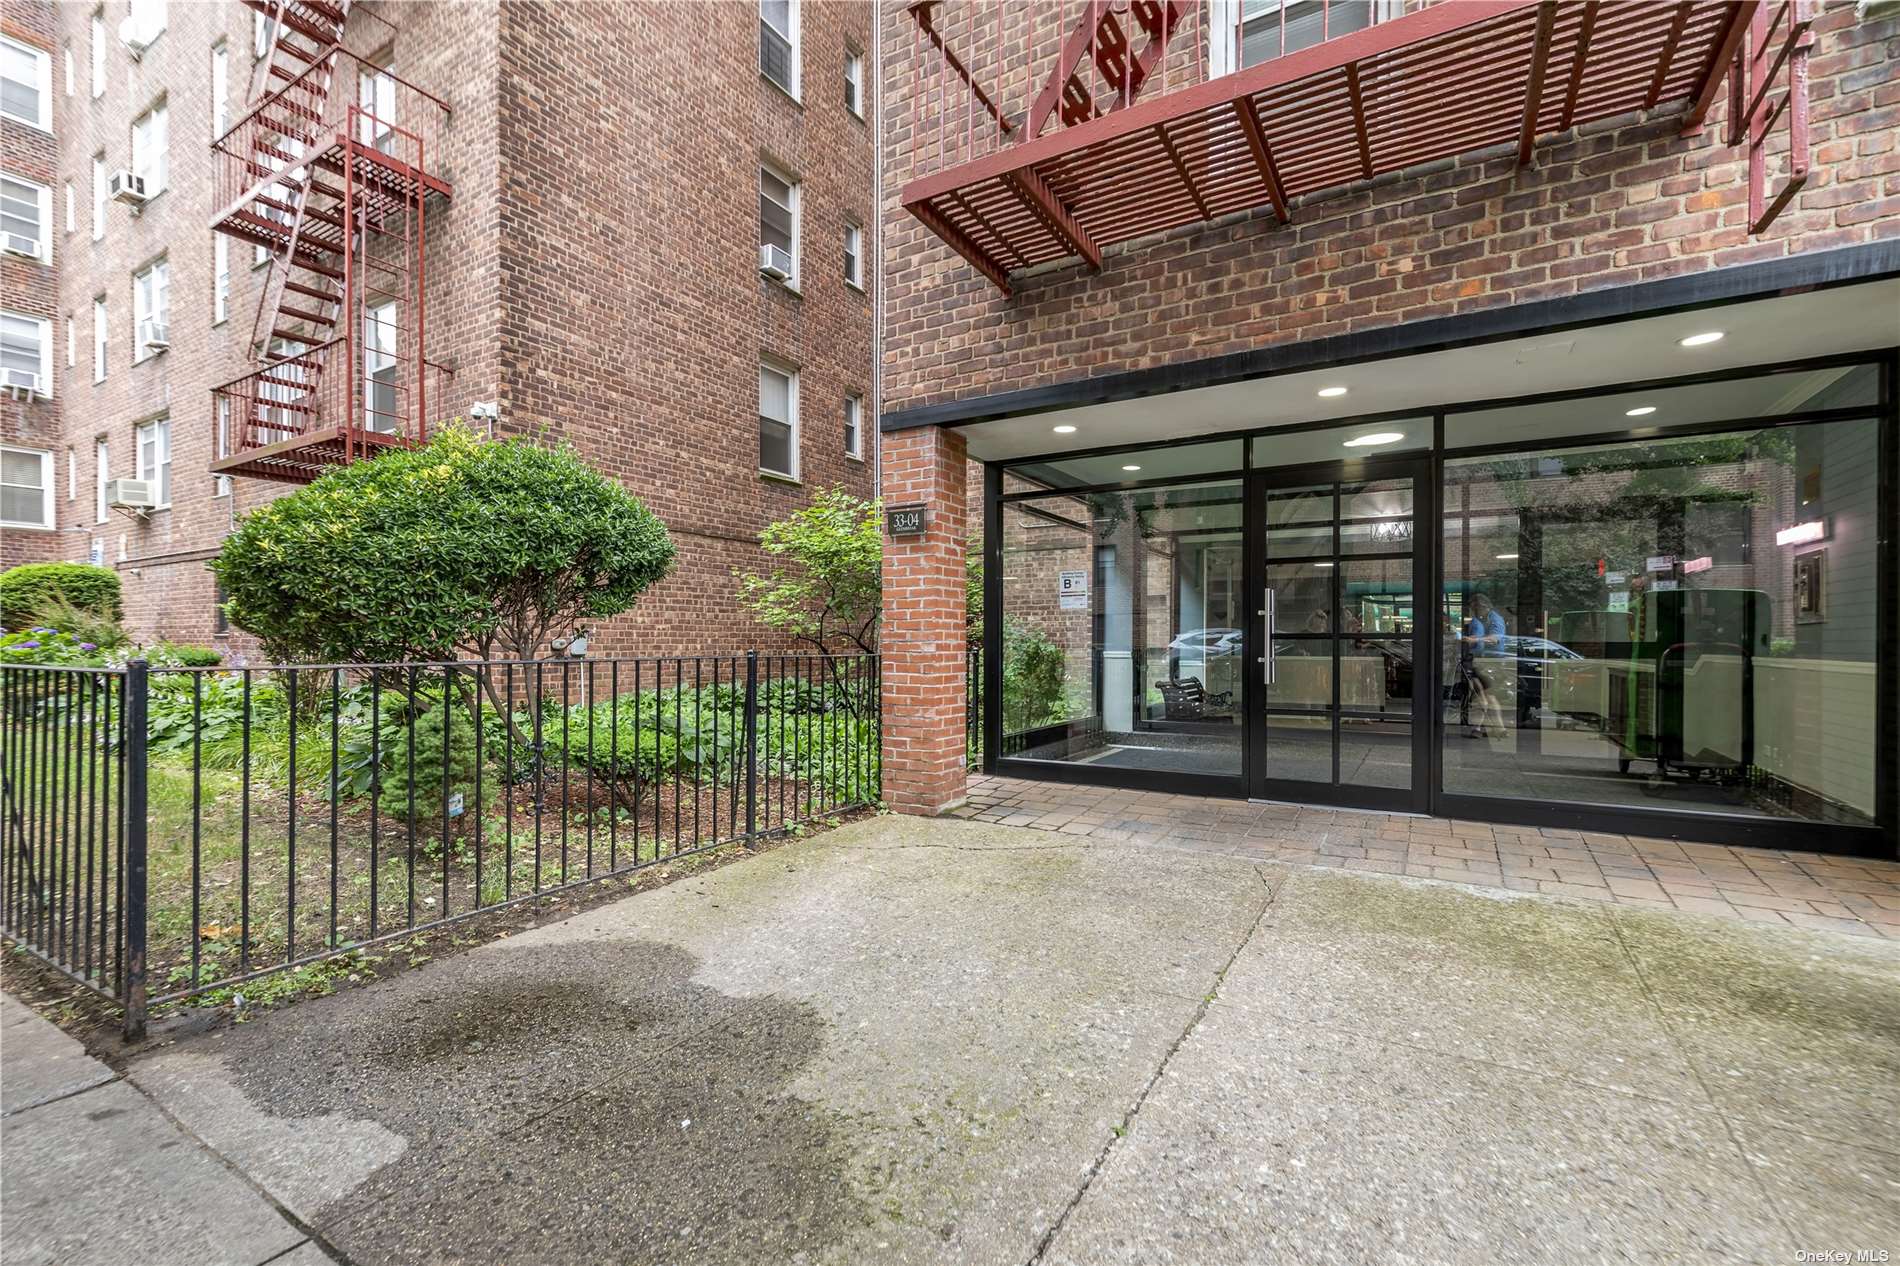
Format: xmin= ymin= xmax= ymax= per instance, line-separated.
xmin=880 ymin=425 xmax=970 ymax=815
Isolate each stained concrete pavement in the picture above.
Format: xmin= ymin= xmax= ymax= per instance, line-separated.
xmin=6 ymin=815 xmax=1898 ymax=1264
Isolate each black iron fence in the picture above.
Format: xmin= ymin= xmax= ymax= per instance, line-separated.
xmin=968 ymin=645 xmax=982 ymax=759
xmin=1 ymin=653 xmax=879 ymax=1038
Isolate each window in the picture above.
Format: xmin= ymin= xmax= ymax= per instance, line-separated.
xmin=0 ymin=36 xmax=51 ymax=130
xmin=94 ymin=439 xmax=108 ymax=522
xmin=64 ymin=315 xmax=73 ymax=367
xmin=252 ymin=10 xmax=276 ymax=58
xmin=211 ymin=42 xmax=229 ymax=137
xmin=89 ymin=12 xmax=104 ymax=99
xmin=759 ymin=361 xmax=799 ymax=479
xmin=126 ymin=0 xmax=166 ymax=47
xmin=65 ymin=446 xmax=75 ymax=500
xmin=63 ymin=181 xmax=73 ymax=233
xmin=843 ymin=220 xmax=863 ymax=289
xmin=92 ymin=296 xmax=107 ymax=382
xmin=136 ymin=417 xmax=170 ymax=508
xmin=0 ymin=175 xmax=51 ymax=263
xmin=364 ymin=300 xmax=398 ymax=431
xmin=358 ymin=51 xmax=397 ymax=154
xmin=1213 ymin=0 xmax=1382 ymax=74
xmin=843 ymin=393 xmax=863 ymax=460
xmin=133 ymin=259 xmax=170 ymax=360
xmin=759 ymin=0 xmax=798 ymax=97
xmin=214 ymin=397 xmax=231 ymax=497
xmin=844 ymin=47 xmax=863 ymax=117
xmin=759 ymin=163 xmax=799 ymax=285
xmin=0 ymin=313 xmax=50 ymax=397
xmin=0 ymin=446 xmax=53 ymax=529
xmin=91 ymin=153 xmax=106 ymax=240
xmin=132 ymin=101 xmax=169 ymax=196
xmin=63 ymin=45 xmax=73 ymax=95
xmin=213 ymin=235 xmax=229 ymax=324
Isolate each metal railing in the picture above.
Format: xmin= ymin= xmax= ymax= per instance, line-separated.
xmin=1 ymin=653 xmax=880 ymax=1039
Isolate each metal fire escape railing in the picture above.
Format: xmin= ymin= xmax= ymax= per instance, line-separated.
xmin=209 ymin=0 xmax=453 ymax=485
xmin=903 ymin=0 xmax=1816 ymax=295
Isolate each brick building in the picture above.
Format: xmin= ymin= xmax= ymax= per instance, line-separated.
xmin=0 ymin=0 xmax=876 ymax=656
xmin=878 ymin=0 xmax=1900 ymax=859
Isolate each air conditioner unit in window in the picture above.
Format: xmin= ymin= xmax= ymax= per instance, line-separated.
xmin=1 ymin=233 xmax=40 ymax=259
xmin=2 ymin=369 xmax=41 ymax=400
xmin=104 ymin=478 xmax=155 ymax=513
xmin=142 ymin=326 xmax=171 ymax=354
xmin=118 ymin=16 xmax=153 ymax=58
xmin=759 ymin=244 xmax=793 ymax=281
xmin=109 ymin=170 xmax=147 ymax=207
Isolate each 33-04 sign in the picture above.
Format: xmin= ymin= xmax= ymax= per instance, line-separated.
xmin=885 ymin=505 xmax=927 ymax=536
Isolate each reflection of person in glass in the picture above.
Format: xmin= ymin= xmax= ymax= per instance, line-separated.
xmin=1460 ymin=592 xmax=1507 ymax=737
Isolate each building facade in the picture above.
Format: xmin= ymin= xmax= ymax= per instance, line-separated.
xmin=0 ymin=0 xmax=876 ymax=657
xmin=879 ymin=0 xmax=1900 ymax=857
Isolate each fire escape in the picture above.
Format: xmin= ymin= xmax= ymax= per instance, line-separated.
xmin=209 ymin=0 xmax=453 ymax=484
xmin=904 ymin=0 xmax=1815 ymax=295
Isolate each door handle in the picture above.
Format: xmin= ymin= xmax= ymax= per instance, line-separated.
xmin=1258 ymin=588 xmax=1275 ymax=685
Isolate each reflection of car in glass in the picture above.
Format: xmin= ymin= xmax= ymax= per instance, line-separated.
xmin=1168 ymin=628 xmax=1242 ymax=654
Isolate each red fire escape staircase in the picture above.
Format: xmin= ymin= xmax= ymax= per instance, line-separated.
xmin=904 ymin=0 xmax=1818 ymax=296
xmin=209 ymin=1 xmax=453 ymax=485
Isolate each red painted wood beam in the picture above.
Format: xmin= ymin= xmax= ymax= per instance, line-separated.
xmin=1681 ymin=0 xmax=1758 ymax=136
xmin=904 ymin=0 xmax=1538 ymax=207
xmin=1003 ymin=167 xmax=1103 ymax=269
xmin=1233 ymin=99 xmax=1291 ymax=224
xmin=909 ymin=197 xmax=1013 ymax=294
xmin=1645 ymin=3 xmax=1694 ymax=110
xmin=1345 ymin=63 xmax=1374 ymax=179
xmin=1516 ymin=3 xmax=1556 ymax=165
xmin=1558 ymin=1 xmax=1601 ymax=132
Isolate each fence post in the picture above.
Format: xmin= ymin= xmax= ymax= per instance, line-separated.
xmin=121 ymin=660 xmax=149 ymax=1044
xmin=743 ymin=651 xmax=759 ymax=840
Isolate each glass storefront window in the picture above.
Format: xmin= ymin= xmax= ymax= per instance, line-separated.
xmin=1441 ymin=416 xmax=1880 ymax=827
xmin=1000 ymin=479 xmax=1244 ymax=777
xmin=1006 ymin=438 xmax=1243 ymax=493
xmin=1252 ymin=418 xmax=1429 ymax=469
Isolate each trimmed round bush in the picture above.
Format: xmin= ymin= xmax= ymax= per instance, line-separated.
xmin=0 ymin=562 xmax=124 ymax=629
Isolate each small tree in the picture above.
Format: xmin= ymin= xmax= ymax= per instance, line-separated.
xmin=214 ymin=424 xmax=676 ymax=667
xmin=735 ymin=490 xmax=881 ymax=655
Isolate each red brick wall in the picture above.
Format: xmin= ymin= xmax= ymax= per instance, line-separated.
xmin=1 ymin=1 xmax=61 ymax=573
xmin=879 ymin=2 xmax=1900 ymax=414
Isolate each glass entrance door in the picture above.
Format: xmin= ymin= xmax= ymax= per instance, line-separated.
xmin=1249 ymin=460 xmax=1427 ymax=810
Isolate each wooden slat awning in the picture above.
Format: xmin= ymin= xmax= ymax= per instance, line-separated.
xmin=902 ymin=1 xmax=1753 ymax=294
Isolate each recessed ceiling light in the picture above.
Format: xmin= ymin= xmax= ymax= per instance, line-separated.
xmin=1496 ymin=553 xmax=1519 ymax=560
xmin=1314 ymin=561 xmax=1335 ymax=568
xmin=1343 ymin=432 xmax=1405 ymax=448
xmin=1317 ymin=385 xmax=1349 ymax=398
xmin=1625 ymin=406 xmax=1657 ymax=417
xmin=1678 ymin=331 xmax=1725 ymax=348
xmin=1121 ymin=464 xmax=1142 ymax=472
xmin=1052 ymin=424 xmax=1077 ymax=434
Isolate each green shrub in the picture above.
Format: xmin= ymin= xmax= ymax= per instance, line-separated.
xmin=1001 ymin=617 xmax=1070 ymax=735
xmin=151 ymin=643 xmax=222 ymax=667
xmin=331 ymin=684 xmax=491 ymax=831
xmin=0 ymin=627 xmax=109 ymax=666
xmin=0 ymin=563 xmax=123 ymax=628
xmin=213 ymin=423 xmax=675 ymax=665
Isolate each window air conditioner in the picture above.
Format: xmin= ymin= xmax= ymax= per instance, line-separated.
xmin=109 ymin=171 xmax=148 ymax=207
xmin=1 ymin=232 xmax=39 ymax=259
xmin=759 ymin=244 xmax=793 ymax=281
xmin=118 ymin=16 xmax=153 ymax=58
xmin=2 ymin=368 xmax=41 ymax=400
xmin=104 ymin=478 xmax=156 ymax=512
xmin=142 ymin=325 xmax=171 ymax=354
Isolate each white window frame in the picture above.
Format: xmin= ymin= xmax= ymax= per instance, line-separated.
xmin=132 ymin=259 xmax=169 ymax=362
xmin=363 ymin=299 xmax=399 ymax=432
xmin=759 ymin=0 xmax=799 ymax=99
xmin=0 ymin=311 xmax=51 ymax=399
xmin=0 ymin=173 xmax=52 ymax=264
xmin=66 ymin=445 xmax=75 ymax=501
xmin=358 ymin=50 xmax=397 ymax=154
xmin=0 ymin=35 xmax=52 ymax=132
xmin=214 ymin=235 xmax=230 ymax=324
xmin=63 ymin=45 xmax=73 ymax=96
xmin=65 ymin=315 xmax=73 ymax=368
xmin=214 ymin=397 xmax=231 ymax=497
xmin=92 ymin=296 xmax=107 ymax=383
xmin=843 ymin=392 xmax=863 ymax=461
xmin=1208 ymin=0 xmax=1395 ymax=75
xmin=91 ymin=153 xmax=107 ymax=240
xmin=759 ymin=359 xmax=800 ymax=481
xmin=135 ymin=416 xmax=170 ymax=510
xmin=0 ymin=445 xmax=54 ymax=530
xmin=211 ymin=41 xmax=229 ymax=138
xmin=90 ymin=11 xmax=106 ymax=99
xmin=844 ymin=46 xmax=864 ymax=118
xmin=95 ymin=439 xmax=108 ymax=523
xmin=760 ymin=161 xmax=800 ymax=289
xmin=252 ymin=10 xmax=276 ymax=60
xmin=131 ymin=100 xmax=169 ymax=197
xmin=843 ymin=220 xmax=863 ymax=290
xmin=63 ymin=180 xmax=73 ymax=234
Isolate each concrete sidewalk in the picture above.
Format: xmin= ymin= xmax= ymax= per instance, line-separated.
xmin=5 ymin=815 xmax=1898 ymax=1264
xmin=0 ymin=994 xmax=331 ymax=1266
